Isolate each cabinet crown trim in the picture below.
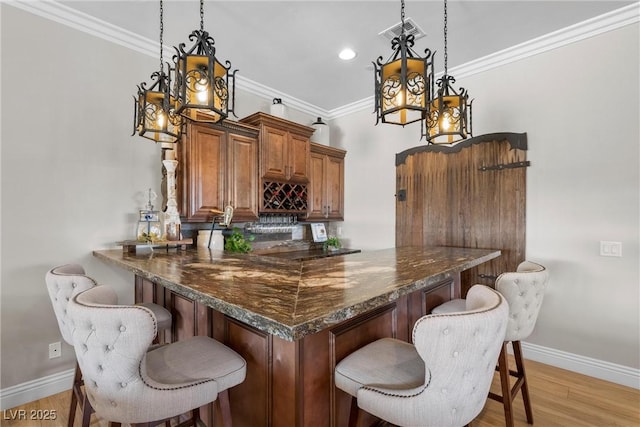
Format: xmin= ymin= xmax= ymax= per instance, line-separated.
xmin=310 ymin=142 xmax=346 ymax=158
xmin=209 ymin=119 xmax=260 ymax=137
xmin=240 ymin=112 xmax=315 ymax=137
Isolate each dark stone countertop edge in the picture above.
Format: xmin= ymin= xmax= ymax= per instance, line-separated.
xmin=285 ymin=249 xmax=500 ymax=340
xmin=93 ymin=248 xmax=500 ymax=342
xmin=93 ymin=250 xmax=303 ymax=341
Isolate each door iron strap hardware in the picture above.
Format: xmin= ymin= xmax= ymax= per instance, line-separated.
xmin=479 ymin=161 xmax=530 ymax=172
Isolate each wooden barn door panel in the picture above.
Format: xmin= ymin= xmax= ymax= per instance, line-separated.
xmin=396 ymin=133 xmax=528 ymax=295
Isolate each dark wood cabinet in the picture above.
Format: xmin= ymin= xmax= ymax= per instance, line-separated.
xmin=178 ymin=121 xmax=259 ymax=223
xmin=240 ymin=112 xmax=313 ymax=184
xmin=178 ymin=113 xmax=346 ymax=220
xmin=308 ymin=142 xmax=345 ymax=221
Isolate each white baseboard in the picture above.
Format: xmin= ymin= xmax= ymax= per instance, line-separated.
xmin=0 ymin=368 xmax=74 ymax=411
xmin=520 ymin=342 xmax=640 ymax=389
xmin=1 ymin=344 xmax=638 ymax=410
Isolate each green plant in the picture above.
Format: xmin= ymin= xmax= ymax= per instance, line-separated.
xmin=323 ymin=237 xmax=341 ymax=251
xmin=224 ymin=228 xmax=255 ymax=253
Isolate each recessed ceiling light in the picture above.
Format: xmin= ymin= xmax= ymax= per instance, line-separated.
xmin=339 ymin=48 xmax=357 ymax=61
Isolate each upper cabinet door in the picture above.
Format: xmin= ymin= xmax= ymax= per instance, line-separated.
xmin=307 ymin=151 xmax=326 ymax=219
xmin=307 ymin=142 xmax=345 ymax=221
xmin=325 ymin=154 xmax=344 ymax=219
xmin=181 ymin=124 xmax=226 ymax=222
xmin=240 ymin=112 xmax=313 ymax=184
xmin=228 ymin=133 xmax=259 ymax=222
xmin=287 ymin=132 xmax=311 ymax=183
xmin=260 ymin=125 xmax=289 ymax=181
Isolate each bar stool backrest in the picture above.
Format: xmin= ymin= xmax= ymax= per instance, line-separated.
xmin=45 ymin=264 xmax=97 ymax=345
xmin=495 ymin=261 xmax=549 ymax=342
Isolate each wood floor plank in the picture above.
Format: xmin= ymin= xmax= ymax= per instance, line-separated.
xmin=3 ymin=358 xmax=639 ymax=427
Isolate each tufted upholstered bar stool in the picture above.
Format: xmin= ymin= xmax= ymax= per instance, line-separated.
xmin=45 ymin=264 xmax=173 ymax=427
xmin=67 ymin=285 xmax=247 ymax=427
xmin=334 ymin=285 xmax=509 ymax=427
xmin=432 ymin=261 xmax=549 ymax=427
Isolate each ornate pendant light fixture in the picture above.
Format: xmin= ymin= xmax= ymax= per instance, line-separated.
xmin=133 ymin=0 xmax=182 ymax=147
xmin=374 ymin=0 xmax=434 ymax=127
xmin=423 ymin=0 xmax=473 ymax=144
xmin=173 ymin=0 xmax=236 ymax=123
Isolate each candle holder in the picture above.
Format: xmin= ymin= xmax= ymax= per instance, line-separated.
xmin=162 ymin=159 xmax=182 ymax=240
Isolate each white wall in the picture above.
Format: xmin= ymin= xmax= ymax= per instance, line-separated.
xmin=1 ymin=6 xmax=161 ymax=389
xmin=0 ymin=5 xmax=313 ymax=397
xmin=333 ymin=24 xmax=640 ymax=369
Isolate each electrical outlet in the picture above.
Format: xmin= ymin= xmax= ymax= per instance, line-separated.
xmin=49 ymin=342 xmax=61 ymax=359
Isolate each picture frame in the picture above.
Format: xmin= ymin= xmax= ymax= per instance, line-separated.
xmin=310 ymin=223 xmax=327 ymax=242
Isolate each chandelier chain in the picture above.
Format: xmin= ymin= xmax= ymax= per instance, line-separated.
xmin=400 ymin=0 xmax=406 ymax=36
xmin=200 ymin=0 xmax=204 ymax=31
xmin=444 ymin=0 xmax=448 ymax=75
xmin=159 ymin=0 xmax=164 ymax=70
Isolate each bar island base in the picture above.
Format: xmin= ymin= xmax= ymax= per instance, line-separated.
xmin=94 ymin=246 xmax=501 ymax=427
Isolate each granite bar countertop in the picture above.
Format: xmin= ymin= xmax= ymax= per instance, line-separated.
xmin=257 ymin=247 xmax=361 ymax=261
xmin=93 ymin=246 xmax=500 ymax=341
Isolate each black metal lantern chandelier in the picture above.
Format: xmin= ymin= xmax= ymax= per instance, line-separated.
xmin=374 ymin=0 xmax=434 ymax=127
xmin=173 ymin=0 xmax=236 ymax=123
xmin=133 ymin=0 xmax=182 ymax=147
xmin=423 ymin=0 xmax=473 ymax=144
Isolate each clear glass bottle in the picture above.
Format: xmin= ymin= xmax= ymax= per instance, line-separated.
xmin=137 ymin=209 xmax=162 ymax=242
xmin=137 ymin=189 xmax=162 ymax=242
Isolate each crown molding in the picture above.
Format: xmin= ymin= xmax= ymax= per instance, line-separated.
xmin=5 ymin=1 xmax=159 ymax=56
xmin=237 ymin=75 xmax=332 ymax=119
xmin=6 ymin=1 xmax=639 ymax=121
xmin=330 ymin=3 xmax=639 ymax=119
xmin=447 ymin=2 xmax=640 ymax=81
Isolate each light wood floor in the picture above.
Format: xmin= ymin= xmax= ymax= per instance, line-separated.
xmin=3 ymin=358 xmax=639 ymax=427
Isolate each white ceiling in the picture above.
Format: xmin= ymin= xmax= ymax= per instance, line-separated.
xmin=53 ymin=1 xmax=635 ymax=111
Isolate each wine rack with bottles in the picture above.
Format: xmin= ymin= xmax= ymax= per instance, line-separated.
xmin=262 ymin=181 xmax=308 ymax=212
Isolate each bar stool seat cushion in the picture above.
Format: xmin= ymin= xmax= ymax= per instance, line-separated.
xmin=145 ymin=335 xmax=246 ymax=393
xmin=430 ymin=298 xmax=466 ymax=314
xmin=335 ymin=337 xmax=428 ymax=397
